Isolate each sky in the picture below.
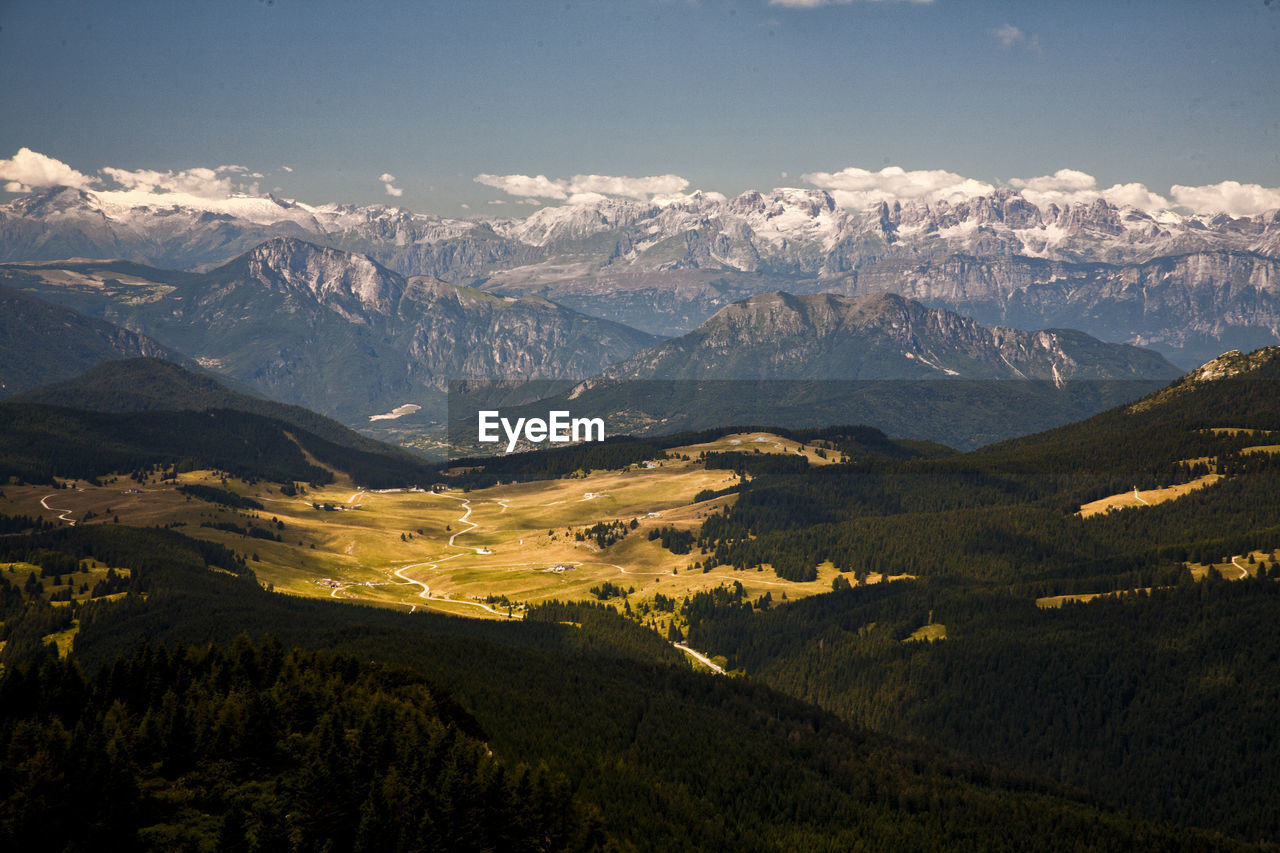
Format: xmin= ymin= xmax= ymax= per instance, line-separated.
xmin=1 ymin=0 xmax=1278 ymax=218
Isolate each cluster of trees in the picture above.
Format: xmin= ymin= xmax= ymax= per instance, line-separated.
xmin=684 ymin=572 xmax=1280 ymax=841
xmin=0 ymin=401 xmax=441 ymax=489
xmin=200 ymin=520 xmax=283 ymax=542
xmin=647 ymin=525 xmax=694 ymax=554
xmin=575 ymin=520 xmax=632 ymax=549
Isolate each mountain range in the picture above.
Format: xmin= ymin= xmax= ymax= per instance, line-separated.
xmin=0 ymin=238 xmax=657 ymax=438
xmin=3 ymin=236 xmax=1189 ymax=452
xmin=3 ymin=184 xmax=1279 ymax=365
xmin=3 ymin=239 xmax=1180 ymax=451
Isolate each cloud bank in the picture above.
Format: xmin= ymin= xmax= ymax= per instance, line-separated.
xmin=1170 ymin=181 xmax=1280 ymax=219
xmin=800 ymin=164 xmax=1280 ymax=217
xmin=802 ymin=166 xmax=995 ymax=208
xmin=475 ymin=172 xmax=691 ymax=203
xmin=3 ymin=148 xmax=1278 ymax=218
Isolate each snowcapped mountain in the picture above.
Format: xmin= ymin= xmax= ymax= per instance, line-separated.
xmin=6 ymin=184 xmax=1275 ymax=276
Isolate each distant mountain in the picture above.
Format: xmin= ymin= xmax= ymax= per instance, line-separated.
xmin=593 ymin=291 xmax=1181 ymax=383
xmin=3 ymin=185 xmax=1278 ymax=362
xmin=0 ymin=238 xmax=659 ymax=429
xmin=450 ymin=292 xmax=1181 ymax=451
xmin=0 ymin=283 xmax=182 ymax=396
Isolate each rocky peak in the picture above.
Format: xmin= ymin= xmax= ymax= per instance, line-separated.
xmin=235 ymin=237 xmax=405 ymax=316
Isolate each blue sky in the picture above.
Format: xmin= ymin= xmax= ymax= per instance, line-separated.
xmin=1 ymin=0 xmax=1277 ymax=216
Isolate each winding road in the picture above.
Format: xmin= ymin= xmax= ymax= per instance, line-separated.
xmin=41 ymin=494 xmax=76 ymax=526
xmin=378 ymin=494 xmax=523 ymax=618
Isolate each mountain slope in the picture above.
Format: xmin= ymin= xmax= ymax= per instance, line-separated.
xmin=447 ymin=293 xmax=1181 ymax=451
xmin=10 ymin=357 xmax=419 ymax=462
xmin=0 ymin=284 xmax=183 ymax=396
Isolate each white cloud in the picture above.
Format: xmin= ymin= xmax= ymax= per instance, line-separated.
xmin=475 ymin=173 xmax=568 ymax=200
xmin=1099 ymin=182 xmax=1171 ymax=211
xmin=1009 ymin=168 xmax=1095 ymax=194
xmin=992 ymin=23 xmax=1023 ymax=47
xmin=1170 ymin=181 xmax=1280 ymax=218
xmin=281 ymin=165 xmax=294 ymax=173
xmin=379 ymin=172 xmax=404 ymax=197
xmin=570 ymin=173 xmax=689 ymax=200
xmin=475 ymin=172 xmax=691 ymax=203
xmin=803 ymin=165 xmax=994 ymax=208
xmin=991 ymin=23 xmax=1041 ymax=55
xmin=488 ymin=199 xmax=507 ymax=205
xmin=566 ymin=191 xmax=611 ymax=206
xmin=0 ymin=147 xmax=96 ymax=192
xmin=101 ymin=165 xmax=240 ymax=199
xmin=1009 ymin=169 xmax=1170 ymax=211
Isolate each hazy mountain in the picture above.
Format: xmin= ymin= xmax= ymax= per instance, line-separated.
xmin=0 ymin=238 xmax=659 ymax=428
xmin=0 ymin=283 xmax=183 ymax=396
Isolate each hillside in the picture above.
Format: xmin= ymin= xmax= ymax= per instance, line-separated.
xmin=11 ymin=357 xmax=420 ymax=461
xmin=0 ymin=284 xmax=182 ymax=396
xmin=5 ymin=353 xmax=1280 ymax=843
xmin=0 ymin=522 xmax=1247 ymax=851
xmin=598 ymin=291 xmax=1180 ymax=381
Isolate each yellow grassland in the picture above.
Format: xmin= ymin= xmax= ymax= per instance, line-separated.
xmin=905 ymin=623 xmax=947 ymax=642
xmin=0 ymin=447 xmax=877 ymax=621
xmin=1076 ymin=474 xmax=1222 ymax=517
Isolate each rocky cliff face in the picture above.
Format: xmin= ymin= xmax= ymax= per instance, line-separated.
xmin=824 ymin=250 xmax=1280 ymax=366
